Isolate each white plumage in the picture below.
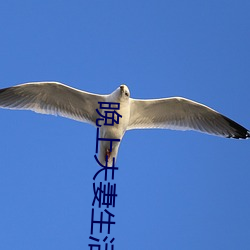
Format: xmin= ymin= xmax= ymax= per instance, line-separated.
xmin=0 ymin=82 xmax=249 ymax=165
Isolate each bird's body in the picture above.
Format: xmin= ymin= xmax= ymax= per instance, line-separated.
xmin=97 ymin=86 xmax=130 ymax=165
xmin=0 ymin=82 xmax=249 ymax=166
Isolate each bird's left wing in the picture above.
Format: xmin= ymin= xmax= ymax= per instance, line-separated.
xmin=128 ymin=97 xmax=249 ymax=139
xmin=0 ymin=82 xmax=106 ymax=126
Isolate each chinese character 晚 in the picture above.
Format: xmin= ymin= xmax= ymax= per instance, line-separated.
xmin=0 ymin=82 xmax=249 ymax=166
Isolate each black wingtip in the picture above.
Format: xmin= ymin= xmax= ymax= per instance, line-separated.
xmin=222 ymin=115 xmax=250 ymax=139
xmin=0 ymin=88 xmax=8 ymax=94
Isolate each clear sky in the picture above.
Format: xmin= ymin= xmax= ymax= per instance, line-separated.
xmin=0 ymin=1 xmax=249 ymax=250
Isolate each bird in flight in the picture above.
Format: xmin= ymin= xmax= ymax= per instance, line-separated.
xmin=0 ymin=82 xmax=249 ymax=166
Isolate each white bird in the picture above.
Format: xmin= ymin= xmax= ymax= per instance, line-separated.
xmin=0 ymin=82 xmax=249 ymax=166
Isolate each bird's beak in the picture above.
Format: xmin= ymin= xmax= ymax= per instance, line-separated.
xmin=120 ymin=85 xmax=124 ymax=93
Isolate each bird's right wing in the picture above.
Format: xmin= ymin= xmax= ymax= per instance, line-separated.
xmin=0 ymin=82 xmax=106 ymax=125
xmin=128 ymin=97 xmax=249 ymax=139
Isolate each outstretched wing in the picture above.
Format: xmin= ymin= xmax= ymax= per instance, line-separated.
xmin=0 ymin=82 xmax=106 ymax=125
xmin=128 ymin=97 xmax=249 ymax=139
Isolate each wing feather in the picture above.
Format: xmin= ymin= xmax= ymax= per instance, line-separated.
xmin=128 ymin=97 xmax=249 ymax=139
xmin=0 ymin=82 xmax=106 ymax=125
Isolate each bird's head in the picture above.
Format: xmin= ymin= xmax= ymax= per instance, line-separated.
xmin=119 ymin=84 xmax=130 ymax=99
xmin=109 ymin=84 xmax=130 ymax=102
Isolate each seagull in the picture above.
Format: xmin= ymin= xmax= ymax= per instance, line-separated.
xmin=0 ymin=82 xmax=249 ymax=166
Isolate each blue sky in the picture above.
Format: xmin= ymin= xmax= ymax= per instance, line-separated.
xmin=0 ymin=1 xmax=249 ymax=249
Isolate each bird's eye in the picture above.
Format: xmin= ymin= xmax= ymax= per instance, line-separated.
xmin=125 ymin=92 xmax=129 ymax=97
